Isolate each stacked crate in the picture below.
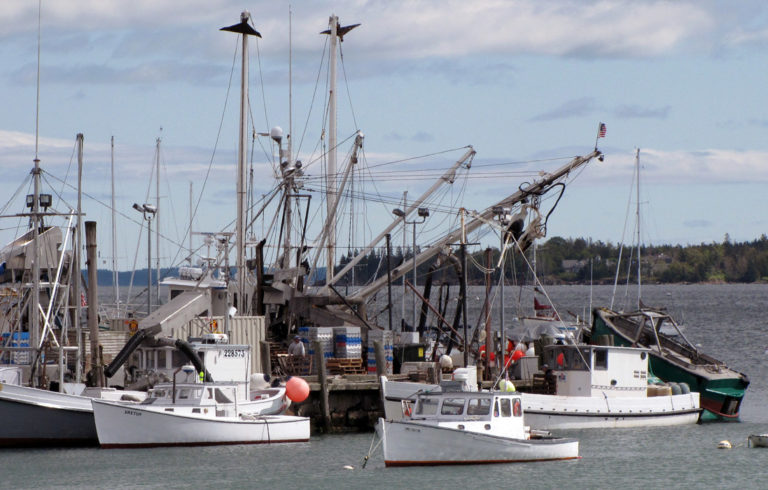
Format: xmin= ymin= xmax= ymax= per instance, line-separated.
xmin=298 ymin=326 xmax=334 ymax=374
xmin=333 ymin=326 xmax=362 ymax=359
xmin=366 ymin=329 xmax=394 ymax=375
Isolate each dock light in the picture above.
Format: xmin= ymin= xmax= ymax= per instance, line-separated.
xmin=392 ymin=208 xmax=405 ymax=218
xmin=417 ymin=208 xmax=430 ymax=218
xmin=26 ymin=194 xmax=34 ymax=209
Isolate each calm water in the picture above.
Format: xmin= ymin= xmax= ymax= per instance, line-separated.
xmin=4 ymin=284 xmax=768 ymax=489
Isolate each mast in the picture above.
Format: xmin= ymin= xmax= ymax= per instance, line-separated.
xmin=221 ymin=12 xmax=261 ymax=315
xmin=111 ymin=136 xmax=119 ymax=309
xmin=322 ymin=16 xmax=359 ymax=286
xmin=326 ymin=15 xmax=339 ymax=286
xmin=189 ymin=181 xmax=193 ymax=264
xmin=155 ymin=136 xmax=161 ymax=307
xmin=635 ymin=148 xmax=641 ymax=307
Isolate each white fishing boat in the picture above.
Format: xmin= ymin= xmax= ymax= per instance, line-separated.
xmin=521 ymin=343 xmax=701 ymax=430
xmin=379 ymin=367 xmax=477 ymax=422
xmin=92 ymin=379 xmax=308 ymax=448
xmin=376 ymin=390 xmax=578 ymax=466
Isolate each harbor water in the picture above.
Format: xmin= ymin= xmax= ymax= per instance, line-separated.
xmin=4 ymin=283 xmax=768 ymax=489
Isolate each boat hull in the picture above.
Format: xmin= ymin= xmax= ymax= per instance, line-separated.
xmin=748 ymin=434 xmax=768 ymax=448
xmin=522 ymin=392 xmax=700 ymax=430
xmin=592 ymin=309 xmax=748 ymax=420
xmin=377 ymin=418 xmax=578 ymax=466
xmin=0 ymin=383 xmax=96 ymax=447
xmin=92 ymin=399 xmax=309 ymax=448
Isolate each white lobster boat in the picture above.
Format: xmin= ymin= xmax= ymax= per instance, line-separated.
xmin=376 ymin=390 xmax=578 ymax=466
xmin=522 ymin=344 xmax=701 ymax=430
xmin=92 ymin=381 xmax=308 ymax=448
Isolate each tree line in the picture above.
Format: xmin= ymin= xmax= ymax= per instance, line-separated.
xmin=333 ymin=234 xmax=768 ymax=285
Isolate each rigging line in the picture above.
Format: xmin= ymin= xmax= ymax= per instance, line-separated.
xmin=176 ymin=36 xmax=240 ymax=263
xmin=338 ymin=38 xmax=359 ymax=131
xmin=365 ymin=146 xmax=472 ymax=170
xmin=0 ymin=173 xmax=32 ymax=215
xmin=297 ymin=35 xmax=329 ymax=160
xmin=254 ymin=36 xmax=270 ymax=142
xmin=467 ymin=155 xmax=575 ymax=169
xmin=300 ymin=185 xmax=464 ymax=216
xmin=300 ymin=130 xmax=358 ymax=173
xmin=54 ymin=139 xmax=77 ymax=214
xmin=41 ymin=171 xmax=187 ymax=252
xmin=610 ymin=158 xmax=637 ymax=311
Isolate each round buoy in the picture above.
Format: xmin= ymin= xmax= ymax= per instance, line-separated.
xmin=439 ymin=354 xmax=453 ymax=370
xmin=285 ymin=377 xmax=310 ymax=403
xmin=717 ymin=440 xmax=732 ymax=449
xmin=511 ymin=350 xmax=524 ymax=362
xmin=498 ymin=379 xmax=516 ymax=392
xmin=342 ymin=465 xmax=354 ymax=470
xmin=679 ymin=382 xmax=690 ymax=394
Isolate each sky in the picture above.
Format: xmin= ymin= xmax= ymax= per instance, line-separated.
xmin=1 ymin=0 xmax=767 ymax=274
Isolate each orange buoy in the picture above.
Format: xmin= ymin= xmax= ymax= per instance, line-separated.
xmin=511 ymin=350 xmax=524 ymax=362
xmin=285 ymin=376 xmax=310 ymax=403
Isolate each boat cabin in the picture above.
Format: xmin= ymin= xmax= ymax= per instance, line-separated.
xmin=409 ymin=391 xmax=527 ymax=440
xmin=541 ymin=344 xmax=650 ymax=398
xmin=129 ymin=334 xmax=252 ymax=399
xmin=140 ymin=382 xmax=243 ymax=417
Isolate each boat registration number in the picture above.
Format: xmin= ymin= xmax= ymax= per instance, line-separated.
xmin=224 ymin=349 xmax=246 ymax=358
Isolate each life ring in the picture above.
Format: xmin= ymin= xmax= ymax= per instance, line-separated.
xmin=513 ymin=399 xmax=522 ymax=417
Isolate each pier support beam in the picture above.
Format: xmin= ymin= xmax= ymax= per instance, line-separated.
xmin=314 ymin=340 xmax=331 ymax=432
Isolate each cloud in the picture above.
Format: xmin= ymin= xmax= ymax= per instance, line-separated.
xmin=0 ymin=1 xmax=720 ymax=61
xmin=573 ymin=147 xmax=768 ymax=186
xmin=529 ymin=97 xmax=597 ymax=121
xmin=614 ymin=105 xmax=671 ymax=119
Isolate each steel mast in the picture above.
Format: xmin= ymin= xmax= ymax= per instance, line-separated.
xmin=221 ymin=12 xmax=261 ymax=315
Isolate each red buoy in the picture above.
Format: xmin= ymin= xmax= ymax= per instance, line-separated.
xmin=285 ymin=377 xmax=310 ymax=403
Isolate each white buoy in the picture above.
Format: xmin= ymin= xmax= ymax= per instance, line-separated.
xmin=342 ymin=465 xmax=354 ymax=470
xmin=717 ymin=440 xmax=732 ymax=449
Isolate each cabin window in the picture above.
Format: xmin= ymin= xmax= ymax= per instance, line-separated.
xmin=416 ymin=398 xmax=439 ymax=416
xmin=440 ymin=398 xmax=466 ymax=416
xmin=214 ymin=388 xmax=233 ymax=404
xmin=499 ymin=398 xmax=512 ymax=417
xmin=178 ymin=388 xmax=190 ymax=399
xmin=595 ymin=350 xmax=608 ymax=370
xmin=157 ymin=350 xmax=167 ymax=369
xmin=467 ymin=398 xmax=491 ymax=416
xmin=572 ymin=348 xmax=591 ymax=370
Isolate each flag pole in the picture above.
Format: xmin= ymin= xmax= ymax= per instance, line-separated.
xmin=594 ymin=122 xmax=606 ymax=150
xmin=594 ymin=122 xmax=601 ymax=150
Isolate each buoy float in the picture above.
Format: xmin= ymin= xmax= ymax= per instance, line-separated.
xmin=285 ymin=377 xmax=310 ymax=403
xmin=498 ymin=379 xmax=516 ymax=392
xmin=717 ymin=440 xmax=732 ymax=449
xmin=511 ymin=350 xmax=524 ymax=362
xmin=342 ymin=465 xmax=354 ymax=470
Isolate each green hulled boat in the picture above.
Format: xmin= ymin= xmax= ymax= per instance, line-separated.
xmin=589 ymin=307 xmax=749 ymax=421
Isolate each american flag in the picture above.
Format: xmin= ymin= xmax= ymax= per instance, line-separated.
xmin=598 ymin=123 xmax=607 ymax=138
